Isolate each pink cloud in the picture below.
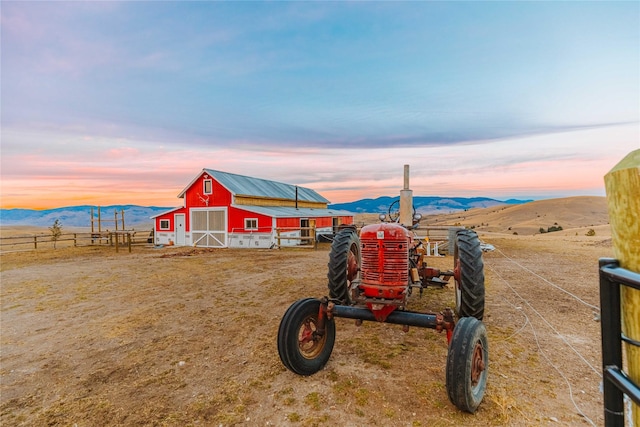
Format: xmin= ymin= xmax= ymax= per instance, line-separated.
xmin=105 ymin=147 xmax=141 ymax=159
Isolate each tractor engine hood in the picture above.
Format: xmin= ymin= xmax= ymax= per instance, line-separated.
xmin=359 ymin=223 xmax=413 ymax=300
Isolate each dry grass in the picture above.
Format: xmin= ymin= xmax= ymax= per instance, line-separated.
xmin=423 ymin=196 xmax=609 ymax=236
xmin=0 ymin=198 xmax=614 ymax=426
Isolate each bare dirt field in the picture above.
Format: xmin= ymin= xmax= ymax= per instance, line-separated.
xmin=1 ymin=221 xmax=614 ymax=426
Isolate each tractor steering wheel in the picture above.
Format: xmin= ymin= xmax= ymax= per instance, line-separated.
xmin=388 ymin=200 xmax=416 ymax=223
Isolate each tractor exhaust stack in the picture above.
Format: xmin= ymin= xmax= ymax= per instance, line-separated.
xmin=399 ymin=164 xmax=413 ymax=227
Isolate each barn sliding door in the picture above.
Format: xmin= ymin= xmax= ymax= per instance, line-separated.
xmin=191 ymin=208 xmax=227 ymax=248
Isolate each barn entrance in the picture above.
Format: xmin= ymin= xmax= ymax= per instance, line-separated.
xmin=191 ymin=208 xmax=227 ymax=247
xmin=175 ymin=214 xmax=185 ymax=246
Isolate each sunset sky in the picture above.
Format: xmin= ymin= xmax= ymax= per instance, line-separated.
xmin=1 ymin=1 xmax=638 ymax=210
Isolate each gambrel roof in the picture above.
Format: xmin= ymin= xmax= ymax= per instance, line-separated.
xmin=178 ymin=169 xmax=329 ymax=203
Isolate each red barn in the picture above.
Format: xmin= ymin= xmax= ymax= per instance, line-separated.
xmin=152 ymin=169 xmax=354 ymax=248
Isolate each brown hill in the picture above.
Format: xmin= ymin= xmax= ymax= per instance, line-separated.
xmin=419 ymin=196 xmax=609 ymax=236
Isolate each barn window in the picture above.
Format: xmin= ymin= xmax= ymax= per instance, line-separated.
xmin=159 ymin=219 xmax=170 ymax=230
xmin=245 ymin=218 xmax=258 ymax=230
xmin=203 ymin=179 xmax=213 ymax=195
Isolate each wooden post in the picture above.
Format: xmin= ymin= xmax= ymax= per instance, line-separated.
xmin=33 ymin=236 xmax=37 ymax=250
xmin=114 ymin=233 xmax=119 ymax=253
xmin=313 ymin=226 xmax=318 ymax=250
xmin=604 ymin=149 xmax=640 ymax=424
xmin=127 ymin=233 xmax=132 ymax=253
xmin=308 ymin=220 xmax=316 ymax=249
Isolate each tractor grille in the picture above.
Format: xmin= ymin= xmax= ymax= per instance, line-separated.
xmin=361 ymin=238 xmax=409 ymax=286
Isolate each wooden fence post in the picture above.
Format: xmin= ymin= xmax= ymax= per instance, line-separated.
xmin=604 ymin=149 xmax=640 ymax=424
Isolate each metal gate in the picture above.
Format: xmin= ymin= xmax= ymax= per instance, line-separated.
xmin=599 ymin=258 xmax=640 ymax=426
xmin=191 ymin=209 xmax=227 ymax=247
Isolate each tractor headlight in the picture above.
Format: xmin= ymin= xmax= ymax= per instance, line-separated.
xmin=378 ymin=213 xmax=386 ymax=222
xmin=413 ymin=213 xmax=422 ymax=221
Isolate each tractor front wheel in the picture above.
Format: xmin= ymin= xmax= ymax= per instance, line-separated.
xmin=454 ymin=229 xmax=485 ymax=320
xmin=277 ymin=298 xmax=336 ymax=376
xmin=327 ymin=227 xmax=361 ymax=304
xmin=446 ymin=317 xmax=488 ymax=413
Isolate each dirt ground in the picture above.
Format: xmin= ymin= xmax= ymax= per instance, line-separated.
xmin=1 ymin=228 xmax=613 ymax=426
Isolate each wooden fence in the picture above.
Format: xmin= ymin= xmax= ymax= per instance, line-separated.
xmin=0 ymin=230 xmax=153 ymax=254
xmin=274 ymin=227 xmax=317 ymax=249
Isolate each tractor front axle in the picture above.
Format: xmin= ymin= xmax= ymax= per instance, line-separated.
xmin=320 ymin=297 xmax=455 ymax=343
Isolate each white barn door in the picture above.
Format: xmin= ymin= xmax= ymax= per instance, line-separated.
xmin=191 ymin=208 xmax=227 ymax=248
xmin=175 ymin=214 xmax=186 ymax=245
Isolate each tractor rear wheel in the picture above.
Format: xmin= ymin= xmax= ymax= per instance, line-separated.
xmin=446 ymin=317 xmax=488 ymax=413
xmin=327 ymin=227 xmax=360 ymax=304
xmin=454 ymin=229 xmax=485 ymax=320
xmin=277 ymin=298 xmax=336 ymax=376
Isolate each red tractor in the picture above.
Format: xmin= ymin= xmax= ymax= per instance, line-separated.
xmin=277 ymin=166 xmax=488 ymax=413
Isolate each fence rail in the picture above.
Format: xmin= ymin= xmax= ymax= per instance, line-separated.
xmin=599 ymin=258 xmax=640 ymax=427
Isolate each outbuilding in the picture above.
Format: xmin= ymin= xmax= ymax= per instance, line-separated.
xmin=152 ymin=169 xmax=354 ymax=248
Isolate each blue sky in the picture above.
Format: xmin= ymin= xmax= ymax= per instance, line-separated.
xmin=1 ymin=1 xmax=638 ymax=208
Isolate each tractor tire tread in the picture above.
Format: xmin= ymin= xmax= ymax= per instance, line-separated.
xmin=277 ymin=298 xmax=335 ymax=376
xmin=327 ymin=228 xmax=360 ymax=304
xmin=446 ymin=317 xmax=489 ymax=413
xmin=456 ymin=230 xmax=485 ymax=320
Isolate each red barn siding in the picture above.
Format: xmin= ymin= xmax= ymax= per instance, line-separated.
xmin=315 ymin=217 xmax=332 ymax=228
xmin=276 ymin=217 xmax=300 ymax=229
xmin=340 ymin=216 xmax=354 ymax=225
xmin=184 ymin=174 xmax=233 ymax=209
xmin=276 ymin=216 xmax=347 ymax=229
xmin=228 ymin=207 xmax=273 ymax=233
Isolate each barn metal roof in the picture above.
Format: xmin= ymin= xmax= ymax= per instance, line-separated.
xmin=233 ymin=205 xmax=353 ymax=219
xmin=149 ymin=206 xmax=182 ymax=219
xmin=179 ymin=169 xmax=329 ymax=203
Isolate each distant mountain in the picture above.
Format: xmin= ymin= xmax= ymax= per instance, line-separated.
xmin=0 ymin=205 xmax=175 ymax=227
xmin=1 ymin=197 xmax=532 ymax=227
xmin=329 ymin=196 xmax=531 ymax=215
